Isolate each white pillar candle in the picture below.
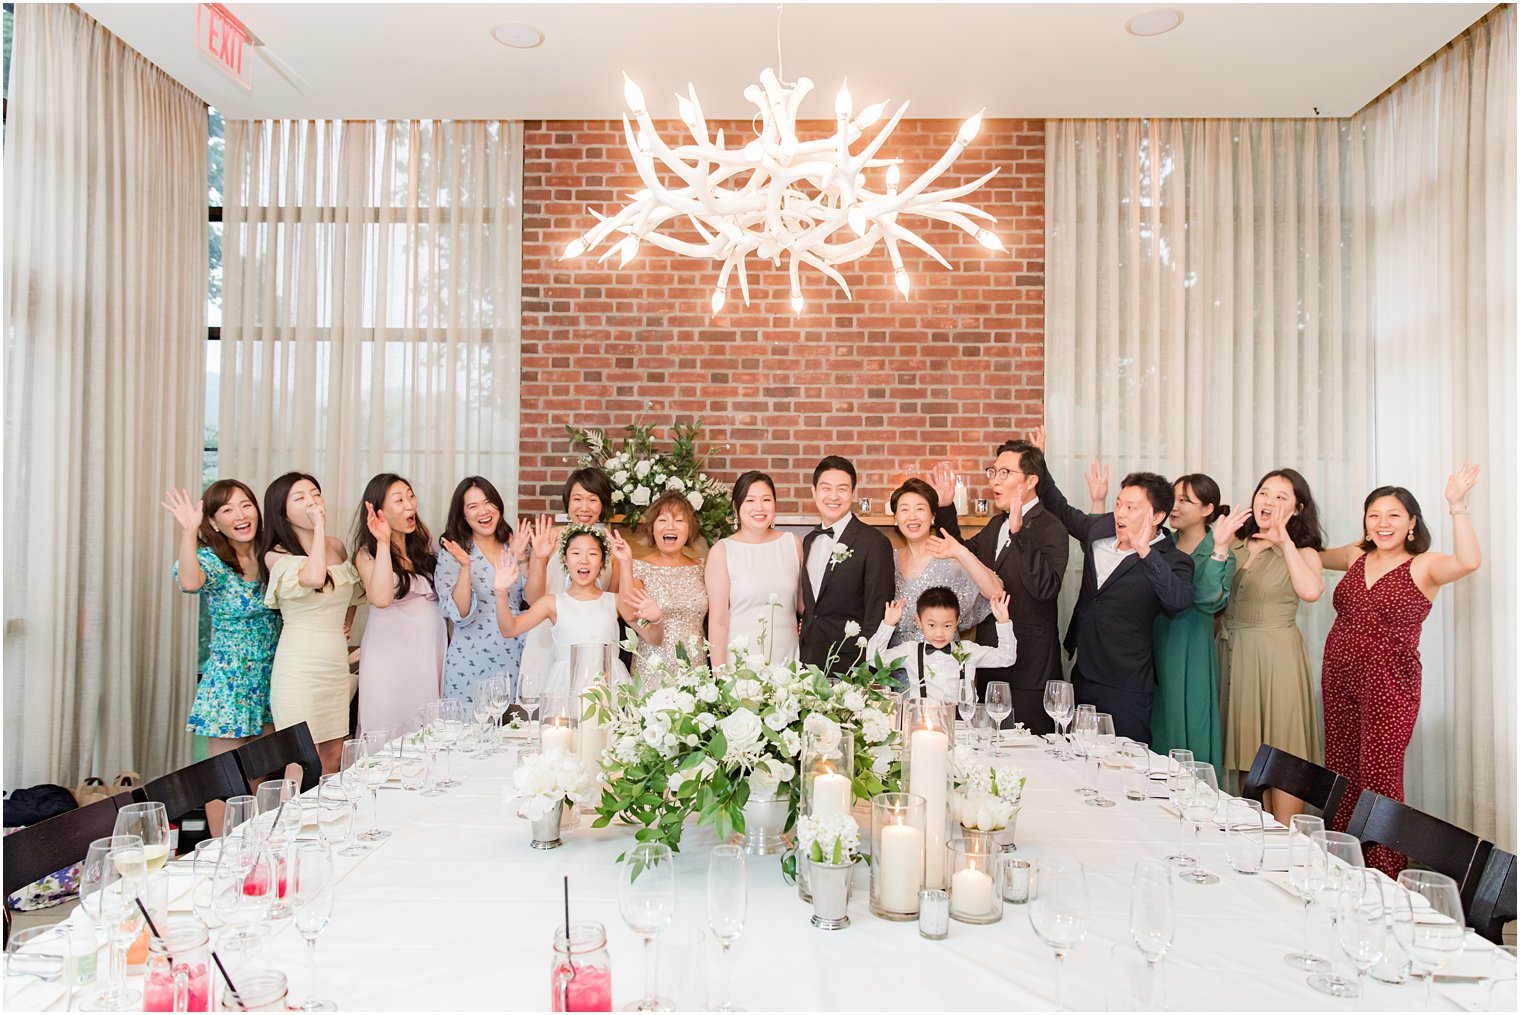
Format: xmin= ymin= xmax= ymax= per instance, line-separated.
xmin=878 ymin=821 xmax=925 ymax=912
xmin=541 ymin=723 xmax=574 ymax=757
xmin=811 ymin=772 xmax=851 ymax=820
xmin=577 ymin=721 xmax=608 ymax=767
xmin=951 ymin=865 xmax=995 ymax=918
xmin=908 ymin=727 xmax=950 ymax=888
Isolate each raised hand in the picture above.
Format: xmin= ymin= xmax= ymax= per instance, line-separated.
xmin=626 ymin=585 xmax=663 ymax=623
xmin=989 ymin=590 xmax=1011 ymax=623
xmin=305 ymin=499 xmax=327 ymax=528
xmin=440 ymin=537 xmax=471 ymax=568
xmin=928 ymin=461 xmax=956 ymax=508
xmin=607 ymin=528 xmax=634 ymax=565
xmin=925 ymin=527 xmax=962 ymax=560
xmin=492 ymin=551 xmax=521 ymax=593
xmin=530 ymin=515 xmax=557 ymax=560
xmin=882 ymin=597 xmax=905 ymax=628
xmin=1085 ymin=462 xmax=1110 ymax=510
xmin=1251 ymin=515 xmax=1292 ymax=548
xmin=365 ymin=502 xmax=392 ymax=544
xmin=1026 ymin=425 xmax=1046 ymax=452
xmin=160 ymin=487 xmax=203 ymax=532
xmin=1211 ymin=507 xmax=1253 ymax=548
xmin=507 ymin=519 xmax=532 ymax=562
xmin=1445 ymin=463 xmax=1480 ymax=507
xmin=1132 ymin=507 xmax=1158 ymax=553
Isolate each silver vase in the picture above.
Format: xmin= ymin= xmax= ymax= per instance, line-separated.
xmin=960 ymin=805 xmax=1021 ymax=852
xmin=734 ymin=786 xmax=790 ymax=855
xmin=807 ymin=859 xmax=855 ymax=930
xmin=530 ymin=804 xmax=565 ymax=849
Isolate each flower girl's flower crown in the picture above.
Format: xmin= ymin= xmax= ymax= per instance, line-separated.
xmin=557 ymin=522 xmax=610 ymax=567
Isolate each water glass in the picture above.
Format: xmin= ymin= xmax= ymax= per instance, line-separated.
xmin=1396 ymin=869 xmax=1466 ymax=1011
xmin=1129 ymin=859 xmax=1175 ymax=1010
xmin=317 ymin=774 xmax=363 ymax=857
xmin=1225 ymin=798 xmax=1265 ymax=874
xmin=706 ymin=846 xmax=745 ymax=1013
xmin=619 ymin=842 xmax=676 ymax=1012
xmin=1118 ymin=741 xmax=1150 ymax=801
xmin=1371 ymin=881 xmax=1413 ymax=985
xmin=1028 ymin=859 xmax=1089 ymax=1012
xmin=1335 ymin=869 xmax=1387 ymax=1006
xmin=4 ymin=924 xmax=72 ymax=988
xmin=290 ymin=842 xmax=335 ymax=1012
xmin=191 ymin=839 xmax=226 ymax=929
xmin=1085 ymin=713 xmax=1116 ymax=806
xmin=1282 ymin=814 xmax=1328 ymax=972
xmin=1042 ymin=680 xmax=1074 ymax=758
xmin=655 ymin=928 xmax=706 ymax=1012
xmin=1178 ymin=762 xmax=1220 ymax=885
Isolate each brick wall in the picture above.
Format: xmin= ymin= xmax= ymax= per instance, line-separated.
xmin=519 ymin=117 xmax=1045 ymax=513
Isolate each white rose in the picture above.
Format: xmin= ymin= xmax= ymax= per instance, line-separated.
xmin=763 ymin=710 xmax=788 ymax=731
xmin=665 ymin=476 xmax=685 ymax=491
xmin=696 ymin=682 xmax=720 ymax=703
xmin=613 ymin=470 xmax=630 ymax=485
xmin=803 ymin=713 xmax=842 ymax=753
xmin=686 ymin=492 xmax=704 ymax=510
xmin=733 ymin=679 xmax=763 ymax=701
xmin=630 ymin=486 xmax=651 ymax=506
xmin=861 ymin=710 xmax=890 ymax=744
xmin=844 ymin=621 xmax=861 ymax=638
xmin=871 ymin=752 xmax=892 ymax=776
xmin=717 ymin=708 xmax=763 ymax=753
xmin=780 ymin=728 xmax=801 ymax=756
xmin=840 ymin=689 xmax=865 ymax=713
xmin=635 ymin=460 xmax=652 ymax=477
xmin=696 ymin=711 xmax=717 ymax=729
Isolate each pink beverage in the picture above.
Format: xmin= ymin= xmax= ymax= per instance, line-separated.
xmin=242 ymin=854 xmax=288 ymax=898
xmin=145 ymin=920 xmax=213 ymax=1012
xmin=550 ymin=922 xmax=612 ymax=1012
xmin=143 ymin=961 xmax=211 ymax=1012
xmin=551 ymin=961 xmax=612 ymax=1012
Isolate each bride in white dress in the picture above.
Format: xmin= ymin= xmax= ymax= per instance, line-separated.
xmin=705 ymin=472 xmax=803 ymax=666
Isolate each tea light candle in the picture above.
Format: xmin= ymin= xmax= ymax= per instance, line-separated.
xmin=541 ymin=722 xmax=574 ymax=757
xmin=1002 ymin=858 xmax=1033 ymax=904
xmin=951 ymin=865 xmax=995 ymax=918
xmin=812 ymin=771 xmax=851 ymax=820
xmin=918 ymin=889 xmax=949 ymax=940
xmin=878 ymin=820 xmax=925 ymax=913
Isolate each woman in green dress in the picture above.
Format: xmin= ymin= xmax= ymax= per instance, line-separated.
xmin=1151 ymin=475 xmax=1250 ymax=775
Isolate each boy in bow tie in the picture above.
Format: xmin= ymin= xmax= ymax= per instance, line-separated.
xmin=865 ymin=586 xmax=1017 ymax=701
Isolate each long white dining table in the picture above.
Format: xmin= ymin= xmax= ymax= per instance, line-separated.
xmin=7 ymin=734 xmax=1512 ymax=1011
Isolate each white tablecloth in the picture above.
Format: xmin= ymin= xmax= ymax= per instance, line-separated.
xmin=8 ymin=738 xmax=1511 ymax=1011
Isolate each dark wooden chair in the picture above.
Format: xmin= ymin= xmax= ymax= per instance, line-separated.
xmin=133 ymin=751 xmax=248 ymax=833
xmin=232 ymin=723 xmax=321 ymax=793
xmin=2 ymin=792 xmax=133 ymax=946
xmin=1344 ymin=790 xmax=1492 ymax=911
xmin=1239 ymin=744 xmax=1349 ymax=819
xmin=1466 ymin=846 xmax=1516 ymax=945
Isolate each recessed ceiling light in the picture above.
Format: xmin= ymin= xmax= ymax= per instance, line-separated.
xmin=492 ymin=22 xmax=545 ymax=49
xmin=1125 ymin=8 xmax=1184 ymax=37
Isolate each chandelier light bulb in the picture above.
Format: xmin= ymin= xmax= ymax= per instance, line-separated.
xmin=622 ymin=74 xmax=647 ymax=116
xmin=743 ymin=139 xmax=764 ymax=162
xmin=895 ymin=268 xmax=911 ymax=296
xmin=637 ymin=129 xmax=652 ymax=152
xmin=853 ymin=101 xmax=886 ymax=130
xmin=617 ymin=235 xmax=640 ymax=266
xmin=835 ymin=80 xmax=852 ymax=119
xmin=956 ymin=112 xmax=983 ymax=147
xmin=976 ymin=229 xmax=1005 ymax=251
xmin=790 ymin=291 xmax=805 ymax=315
xmin=711 ymin=287 xmax=726 ymax=315
xmin=563 ymin=237 xmax=586 ymax=259
xmin=847 ymin=205 xmax=867 ymax=236
xmin=886 ymin=163 xmax=901 ymax=191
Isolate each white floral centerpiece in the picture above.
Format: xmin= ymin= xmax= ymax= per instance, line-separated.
xmin=566 ymin=419 xmax=734 ymax=544
xmin=950 ymin=746 xmax=1027 ymax=833
xmin=511 ymin=750 xmax=599 ymax=821
xmin=796 ymin=812 xmax=862 ymax=866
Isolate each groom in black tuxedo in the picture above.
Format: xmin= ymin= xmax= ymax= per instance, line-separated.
xmin=800 ymin=456 xmax=895 ymax=678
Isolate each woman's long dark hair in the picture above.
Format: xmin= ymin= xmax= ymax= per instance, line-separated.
xmin=260 ymin=471 xmax=331 ymax=590
xmin=441 ymin=476 xmax=513 ymax=551
xmin=1359 ymin=486 xmax=1432 ymax=555
xmin=199 ymin=479 xmax=264 ymax=580
xmin=1238 ymin=468 xmax=1325 ymax=550
xmin=352 ymin=473 xmax=438 ymax=597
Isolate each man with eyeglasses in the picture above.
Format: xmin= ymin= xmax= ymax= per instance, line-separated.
xmin=928 ymin=441 xmax=1069 ymax=733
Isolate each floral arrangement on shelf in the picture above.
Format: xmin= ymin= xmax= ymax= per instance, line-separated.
xmin=587 ymin=634 xmax=902 ymax=856
xmin=796 ymin=812 xmax=862 ymax=866
xmin=565 ymin=419 xmax=734 ymax=544
xmin=511 ymin=750 xmax=599 ymax=820
xmin=950 ymin=746 xmax=1026 ymax=832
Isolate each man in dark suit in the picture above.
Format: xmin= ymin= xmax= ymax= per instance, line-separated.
xmin=1031 ymin=438 xmax=1194 ymax=744
xmin=800 ymin=456 xmax=896 ymax=678
xmin=931 ymin=442 xmax=1069 ymax=733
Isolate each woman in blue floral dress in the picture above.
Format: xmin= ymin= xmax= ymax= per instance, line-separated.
xmin=163 ymin=479 xmax=281 ymax=752
xmin=435 ymin=476 xmax=529 ymax=700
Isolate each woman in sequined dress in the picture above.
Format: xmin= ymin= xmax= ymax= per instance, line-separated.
xmin=614 ymin=491 xmax=708 ymax=684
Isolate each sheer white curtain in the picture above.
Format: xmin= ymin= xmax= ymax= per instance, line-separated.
xmin=1361 ymin=6 xmax=1515 ymax=850
xmin=3 ymin=4 xmax=207 ymax=785
xmin=219 ymin=119 xmax=523 ymax=530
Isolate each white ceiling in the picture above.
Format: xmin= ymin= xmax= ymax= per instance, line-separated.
xmin=77 ymin=2 xmax=1494 ymax=120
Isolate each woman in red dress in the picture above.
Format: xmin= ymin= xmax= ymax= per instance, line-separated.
xmin=1319 ymin=465 xmax=1482 ymax=875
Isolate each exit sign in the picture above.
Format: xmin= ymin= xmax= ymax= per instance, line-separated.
xmin=197 ymin=4 xmax=252 ymax=89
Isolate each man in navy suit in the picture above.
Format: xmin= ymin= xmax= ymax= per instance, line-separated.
xmin=1032 ymin=433 xmax=1194 ymax=743
xmin=799 ymin=456 xmax=895 ymax=678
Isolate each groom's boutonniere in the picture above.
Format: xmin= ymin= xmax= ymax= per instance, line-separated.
xmin=950 ymin=642 xmax=972 ymax=666
xmin=829 ymin=543 xmax=853 ymax=569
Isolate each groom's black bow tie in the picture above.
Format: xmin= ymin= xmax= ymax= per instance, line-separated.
xmin=924 ymin=643 xmax=955 ymax=655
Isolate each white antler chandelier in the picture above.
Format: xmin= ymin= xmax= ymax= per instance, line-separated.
xmin=561 ymin=69 xmax=1004 ymax=315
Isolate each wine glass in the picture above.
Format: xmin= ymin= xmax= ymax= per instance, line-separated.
xmin=1086 ymin=713 xmax=1117 ymax=807
xmin=1029 ymin=858 xmax=1090 ymax=1012
xmin=221 ymin=794 xmax=258 ymax=839
xmin=78 ymin=835 xmax=146 ymax=1011
xmin=191 ymin=838 xmax=226 ymax=929
xmin=317 ymin=773 xmax=364 ymax=857
xmin=1335 ymin=869 xmax=1387 ymax=1008
xmin=436 ymin=699 xmax=468 ymax=789
xmin=489 ymin=673 xmax=513 ymax=750
xmin=1043 ymin=680 xmax=1074 ymax=757
xmin=1163 ymin=749 xmax=1195 ymax=865
xmin=1177 ymin=762 xmax=1220 ymax=885
xmin=359 ymin=729 xmax=395 ymax=842
xmin=1130 ymin=859 xmax=1175 ymax=1010
xmin=984 ymin=681 xmax=1012 ymax=756
xmin=1372 ymin=879 xmax=1415 ymax=985
xmin=706 ymin=844 xmax=746 ymax=1013
xmin=1396 ymin=869 xmax=1466 ymax=1010
xmin=290 ymin=841 xmax=336 ymax=1012
xmin=956 ymin=680 xmax=978 ymax=742
xmin=472 ymin=678 xmax=498 ymax=756
xmin=253 ymin=778 xmax=301 ymax=919
xmin=1072 ymin=710 xmax=1098 ymax=796
xmin=1070 ymin=704 xmax=1096 ymax=761
xmin=112 ymin=802 xmax=171 ymax=871
xmin=518 ymin=669 xmax=543 ymax=738
xmin=1306 ymin=830 xmax=1366 ymax=997
xmin=212 ymin=830 xmax=276 ymax=950
xmin=619 ymin=842 xmax=676 ymax=1012
xmin=1282 ymin=815 xmax=1329 ymax=972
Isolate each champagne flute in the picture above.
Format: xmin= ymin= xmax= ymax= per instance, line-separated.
xmin=1163 ymin=749 xmax=1195 ymax=865
xmin=1282 ymin=815 xmax=1329 ymax=972
xmin=339 ymin=738 xmax=371 ymax=840
xmin=221 ymin=794 xmax=258 ymax=840
xmin=318 ymin=773 xmax=365 ymax=857
xmin=619 ymin=842 xmax=676 ymax=1012
xmin=78 ymin=835 xmax=146 ymax=1011
xmin=984 ymin=681 xmax=1012 ymax=756
xmin=1043 ymin=680 xmax=1073 ymax=758
xmin=1130 ymin=859 xmax=1175 ymax=1010
xmin=1029 ymin=858 xmax=1090 ymax=1012
xmin=1396 ymin=869 xmax=1466 ymax=1010
xmin=436 ymin=699 xmax=467 ymax=789
xmin=472 ymin=678 xmax=497 ymax=756
xmin=489 ymin=673 xmax=513 ymax=751
xmin=359 ymin=729 xmax=394 ymax=842
xmin=1072 ymin=710 xmax=1098 ymax=796
xmin=290 ymin=841 xmax=336 ymax=1012
xmin=1178 ymin=762 xmax=1220 ymax=885
xmin=1336 ymin=869 xmax=1387 ymax=1008
xmin=1307 ymin=830 xmax=1366 ymax=997
xmin=706 ymin=845 xmax=746 ymax=1013
xmin=1086 ymin=713 xmax=1117 ymax=807
xmin=112 ymin=802 xmax=171 ymax=870
xmin=419 ymin=702 xmax=446 ymax=796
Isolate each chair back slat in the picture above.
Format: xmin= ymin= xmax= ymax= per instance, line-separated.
xmin=232 ymin=723 xmax=321 ymax=793
xmin=1467 ymin=847 xmax=1516 ymax=945
xmin=135 ymin=752 xmax=248 ymax=825
xmin=2 ymin=792 xmax=134 ymax=902
xmin=1239 ymin=744 xmax=1349 ymax=818
xmin=1344 ymin=790 xmax=1492 ymax=911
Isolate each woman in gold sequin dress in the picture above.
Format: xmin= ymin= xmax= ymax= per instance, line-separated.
xmin=615 ymin=491 xmax=708 ymax=684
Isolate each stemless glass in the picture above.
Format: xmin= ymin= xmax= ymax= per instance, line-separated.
xmin=1086 ymin=714 xmax=1117 ymax=807
xmin=112 ymin=802 xmax=172 ymax=870
xmin=706 ymin=845 xmax=746 ymax=1013
xmin=1042 ymin=680 xmax=1074 ymax=758
xmin=318 ymin=774 xmax=364 ymax=857
xmin=79 ymin=835 xmax=147 ymax=1011
xmin=1163 ymin=750 xmax=1195 ymax=865
xmin=419 ymin=702 xmax=446 ymax=796
xmin=1072 ymin=711 xmax=1098 ymax=796
xmin=1130 ymin=859 xmax=1175 ymax=1010
xmin=212 ymin=831 xmax=276 ymax=949
xmin=1282 ymin=814 xmax=1328 ymax=971
xmin=359 ymin=730 xmax=394 ymax=842
xmin=290 ymin=841 xmax=336 ymax=1012
xmin=1029 ymin=858 xmax=1090 ymax=1012
xmin=1335 ymin=869 xmax=1387 ymax=1008
xmin=1225 ymin=798 xmax=1265 ymax=874
xmin=984 ymin=681 xmax=1012 ymax=755
xmin=619 ymin=843 xmax=676 ymax=1012
xmin=1372 ymin=880 xmax=1414 ymax=985
xmin=1396 ymin=869 xmax=1466 ymax=1011
xmin=1306 ymin=830 xmax=1366 ymax=997
xmin=1071 ymin=705 xmax=1096 ymax=761
xmin=1118 ymin=741 xmax=1151 ymax=801
xmin=1177 ymin=762 xmax=1220 ymax=885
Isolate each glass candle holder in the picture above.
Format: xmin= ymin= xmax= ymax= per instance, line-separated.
xmin=918 ymin=889 xmax=950 ymax=940
xmin=947 ymin=837 xmax=1004 ymax=924
xmin=801 ymin=723 xmax=855 ymax=821
xmin=870 ymin=792 xmax=927 ymax=920
xmin=538 ymin=696 xmax=578 ymax=757
xmin=902 ymin=700 xmax=956 ymax=890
